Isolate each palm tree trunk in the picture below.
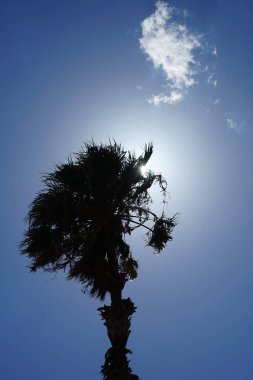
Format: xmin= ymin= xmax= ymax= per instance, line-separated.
xmin=98 ymin=296 xmax=139 ymax=379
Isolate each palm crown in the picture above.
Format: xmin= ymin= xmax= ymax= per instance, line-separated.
xmin=21 ymin=141 xmax=177 ymax=300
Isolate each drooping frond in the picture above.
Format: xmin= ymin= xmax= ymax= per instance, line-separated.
xmin=147 ymin=215 xmax=178 ymax=253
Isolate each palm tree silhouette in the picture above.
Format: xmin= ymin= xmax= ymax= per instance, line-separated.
xmin=20 ymin=141 xmax=177 ymax=379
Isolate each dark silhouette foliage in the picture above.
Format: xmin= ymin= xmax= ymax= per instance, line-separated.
xmin=20 ymin=141 xmax=177 ymax=379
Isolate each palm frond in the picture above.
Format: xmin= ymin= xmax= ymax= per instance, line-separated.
xmin=20 ymin=140 xmax=177 ymax=299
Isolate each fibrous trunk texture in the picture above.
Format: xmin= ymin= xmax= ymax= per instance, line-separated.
xmin=98 ymin=297 xmax=139 ymax=380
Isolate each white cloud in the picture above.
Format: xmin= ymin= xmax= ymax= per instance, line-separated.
xmin=207 ymin=73 xmax=218 ymax=87
xmin=148 ymin=90 xmax=183 ymax=105
xmin=214 ymin=98 xmax=221 ymax=105
xmin=139 ymin=1 xmax=202 ymax=105
xmin=226 ymin=117 xmax=238 ymax=130
xmin=212 ymin=46 xmax=218 ymax=56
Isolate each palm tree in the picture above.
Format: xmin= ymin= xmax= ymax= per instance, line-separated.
xmin=20 ymin=141 xmax=177 ymax=379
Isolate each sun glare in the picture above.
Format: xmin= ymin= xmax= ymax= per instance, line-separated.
xmin=140 ymin=165 xmax=149 ymax=175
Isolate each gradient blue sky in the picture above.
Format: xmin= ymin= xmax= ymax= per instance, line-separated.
xmin=1 ymin=1 xmax=253 ymax=379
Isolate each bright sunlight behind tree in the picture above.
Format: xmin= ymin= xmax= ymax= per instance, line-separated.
xmin=20 ymin=141 xmax=177 ymax=380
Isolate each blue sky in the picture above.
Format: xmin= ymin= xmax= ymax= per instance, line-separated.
xmin=1 ymin=1 xmax=253 ymax=379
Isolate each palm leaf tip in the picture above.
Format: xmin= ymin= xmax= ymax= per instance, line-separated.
xmin=140 ymin=142 xmax=153 ymax=166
